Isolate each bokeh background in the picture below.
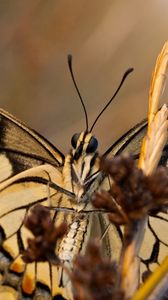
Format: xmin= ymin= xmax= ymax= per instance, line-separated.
xmin=0 ymin=0 xmax=168 ymax=154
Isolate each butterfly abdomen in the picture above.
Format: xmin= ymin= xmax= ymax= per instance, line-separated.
xmin=59 ymin=217 xmax=89 ymax=261
xmin=57 ymin=215 xmax=90 ymax=287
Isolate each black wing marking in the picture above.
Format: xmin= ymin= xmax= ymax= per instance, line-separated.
xmin=0 ymin=109 xmax=64 ymax=181
xmin=139 ymin=213 xmax=168 ymax=280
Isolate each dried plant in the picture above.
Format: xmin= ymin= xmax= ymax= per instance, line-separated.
xmin=121 ymin=40 xmax=168 ymax=298
xmin=22 ymin=204 xmax=67 ymax=264
xmin=71 ymin=239 xmax=124 ymax=300
xmin=93 ymin=154 xmax=168 ymax=227
xmin=139 ymin=104 xmax=168 ymax=175
xmin=92 ymin=153 xmax=168 ymax=298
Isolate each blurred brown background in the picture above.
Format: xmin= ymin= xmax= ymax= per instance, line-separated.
xmin=0 ymin=0 xmax=168 ymax=154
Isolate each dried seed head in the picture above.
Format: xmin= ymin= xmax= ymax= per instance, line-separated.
xmin=22 ymin=204 xmax=67 ymax=263
xmin=71 ymin=239 xmax=125 ymax=300
xmin=93 ymin=154 xmax=168 ymax=226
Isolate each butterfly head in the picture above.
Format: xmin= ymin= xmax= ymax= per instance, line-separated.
xmin=71 ymin=131 xmax=98 ymax=161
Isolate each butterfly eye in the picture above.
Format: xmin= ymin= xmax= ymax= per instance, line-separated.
xmin=71 ymin=133 xmax=80 ymax=149
xmin=86 ymin=136 xmax=98 ymax=153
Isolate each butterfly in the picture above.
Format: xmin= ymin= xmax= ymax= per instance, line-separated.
xmin=0 ymin=46 xmax=168 ymax=300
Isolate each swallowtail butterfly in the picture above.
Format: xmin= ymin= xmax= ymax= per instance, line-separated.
xmin=0 ymin=45 xmax=168 ymax=300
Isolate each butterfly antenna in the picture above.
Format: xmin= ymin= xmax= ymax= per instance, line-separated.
xmin=68 ymin=54 xmax=89 ymax=131
xmin=90 ymin=68 xmax=134 ymax=132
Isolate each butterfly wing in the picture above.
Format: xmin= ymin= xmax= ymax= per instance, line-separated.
xmin=103 ymin=119 xmax=147 ymax=158
xmin=97 ymin=120 xmax=147 ymax=259
xmin=0 ymin=110 xmax=70 ymax=299
xmin=0 ymin=163 xmax=70 ymax=299
xmin=0 ymin=109 xmax=64 ymax=182
xmin=102 ymin=119 xmax=168 ymax=280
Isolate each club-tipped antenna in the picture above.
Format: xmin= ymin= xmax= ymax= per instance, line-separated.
xmin=90 ymin=68 xmax=134 ymax=132
xmin=68 ymin=54 xmax=89 ymax=131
